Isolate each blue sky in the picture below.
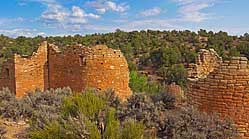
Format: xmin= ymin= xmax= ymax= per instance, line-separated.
xmin=0 ymin=0 xmax=248 ymax=37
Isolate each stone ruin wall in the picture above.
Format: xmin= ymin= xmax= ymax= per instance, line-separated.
xmin=187 ymin=50 xmax=249 ymax=138
xmin=167 ymin=83 xmax=184 ymax=105
xmin=14 ymin=42 xmax=48 ymax=97
xmin=48 ymin=44 xmax=131 ymax=99
xmin=85 ymin=45 xmax=131 ymax=99
xmin=0 ymin=42 xmax=131 ymax=100
xmin=48 ymin=44 xmax=88 ymax=93
xmin=187 ymin=49 xmax=222 ymax=78
xmin=0 ymin=58 xmax=15 ymax=93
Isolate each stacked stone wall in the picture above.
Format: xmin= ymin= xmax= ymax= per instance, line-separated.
xmin=84 ymin=45 xmax=131 ymax=99
xmin=48 ymin=44 xmax=131 ymax=99
xmin=167 ymin=83 xmax=184 ymax=105
xmin=0 ymin=42 xmax=131 ymax=100
xmin=14 ymin=42 xmax=48 ymax=97
xmin=187 ymin=49 xmax=222 ymax=78
xmin=187 ymin=56 xmax=249 ymax=138
xmin=0 ymin=58 xmax=15 ymax=93
xmin=48 ymin=44 xmax=87 ymax=92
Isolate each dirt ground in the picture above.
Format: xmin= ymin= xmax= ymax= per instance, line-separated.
xmin=0 ymin=119 xmax=29 ymax=139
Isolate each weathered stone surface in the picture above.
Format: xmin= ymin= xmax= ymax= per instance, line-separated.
xmin=0 ymin=58 xmax=15 ymax=93
xmin=15 ymin=42 xmax=48 ymax=97
xmin=167 ymin=83 xmax=185 ymax=105
xmin=0 ymin=41 xmax=132 ymax=100
xmin=187 ymin=49 xmax=249 ymax=138
xmin=187 ymin=49 xmax=222 ymax=78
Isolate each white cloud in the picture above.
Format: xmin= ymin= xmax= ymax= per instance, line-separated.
xmin=0 ymin=17 xmax=24 ymax=26
xmin=72 ymin=6 xmax=85 ymax=18
xmin=23 ymin=0 xmax=56 ymax=4
xmin=140 ymin=7 xmax=162 ymax=17
xmin=96 ymin=8 xmax=106 ymax=14
xmin=69 ymin=6 xmax=100 ymax=24
xmin=119 ymin=19 xmax=181 ymax=31
xmin=72 ymin=6 xmax=100 ymax=19
xmin=0 ymin=28 xmax=46 ymax=38
xmin=86 ymin=0 xmax=129 ymax=14
xmin=81 ymin=18 xmax=184 ymax=33
xmin=174 ymin=0 xmax=216 ymax=23
xmin=41 ymin=4 xmax=68 ymax=22
xmin=21 ymin=0 xmax=100 ymax=26
xmin=105 ymin=1 xmax=127 ymax=12
xmin=87 ymin=13 xmax=101 ymax=19
xmin=38 ymin=1 xmax=100 ymax=28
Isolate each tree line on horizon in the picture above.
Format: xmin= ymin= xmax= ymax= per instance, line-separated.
xmin=0 ymin=29 xmax=249 ymax=89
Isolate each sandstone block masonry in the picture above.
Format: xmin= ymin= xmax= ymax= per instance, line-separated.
xmin=187 ymin=49 xmax=249 ymax=138
xmin=187 ymin=49 xmax=222 ymax=78
xmin=0 ymin=42 xmax=132 ymax=100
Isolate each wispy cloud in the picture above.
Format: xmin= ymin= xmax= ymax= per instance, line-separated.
xmin=120 ymin=19 xmax=186 ymax=31
xmin=41 ymin=3 xmax=68 ymax=23
xmin=0 ymin=28 xmax=46 ymax=38
xmin=69 ymin=6 xmax=100 ymax=24
xmin=25 ymin=0 xmax=100 ymax=26
xmin=86 ymin=0 xmax=129 ymax=14
xmin=0 ymin=17 xmax=24 ymax=26
xmin=174 ymin=0 xmax=216 ymax=23
xmin=139 ymin=7 xmax=162 ymax=17
xmin=82 ymin=18 xmax=184 ymax=33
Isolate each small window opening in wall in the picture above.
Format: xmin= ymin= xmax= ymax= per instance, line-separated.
xmin=79 ymin=56 xmax=86 ymax=66
xmin=101 ymin=62 xmax=103 ymax=65
xmin=103 ymin=54 xmax=105 ymax=57
xmin=118 ymin=55 xmax=120 ymax=57
xmin=6 ymin=68 xmax=10 ymax=78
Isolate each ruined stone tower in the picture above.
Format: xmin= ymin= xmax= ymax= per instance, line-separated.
xmin=0 ymin=42 xmax=132 ymax=99
xmin=187 ymin=49 xmax=249 ymax=138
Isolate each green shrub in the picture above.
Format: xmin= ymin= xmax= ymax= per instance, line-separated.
xmin=61 ymin=90 xmax=106 ymax=119
xmin=29 ymin=90 xmax=104 ymax=139
xmin=63 ymin=113 xmax=100 ymax=139
xmin=103 ymin=108 xmax=121 ymax=139
xmin=29 ymin=113 xmax=101 ymax=139
xmin=29 ymin=122 xmax=67 ymax=139
xmin=85 ymin=119 xmax=101 ymax=139
xmin=62 ymin=114 xmax=90 ymax=139
xmin=158 ymin=64 xmax=187 ymax=87
xmin=129 ymin=71 xmax=148 ymax=93
xmin=97 ymin=89 xmax=121 ymax=108
xmin=121 ymin=119 xmax=145 ymax=139
xmin=129 ymin=71 xmax=162 ymax=94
